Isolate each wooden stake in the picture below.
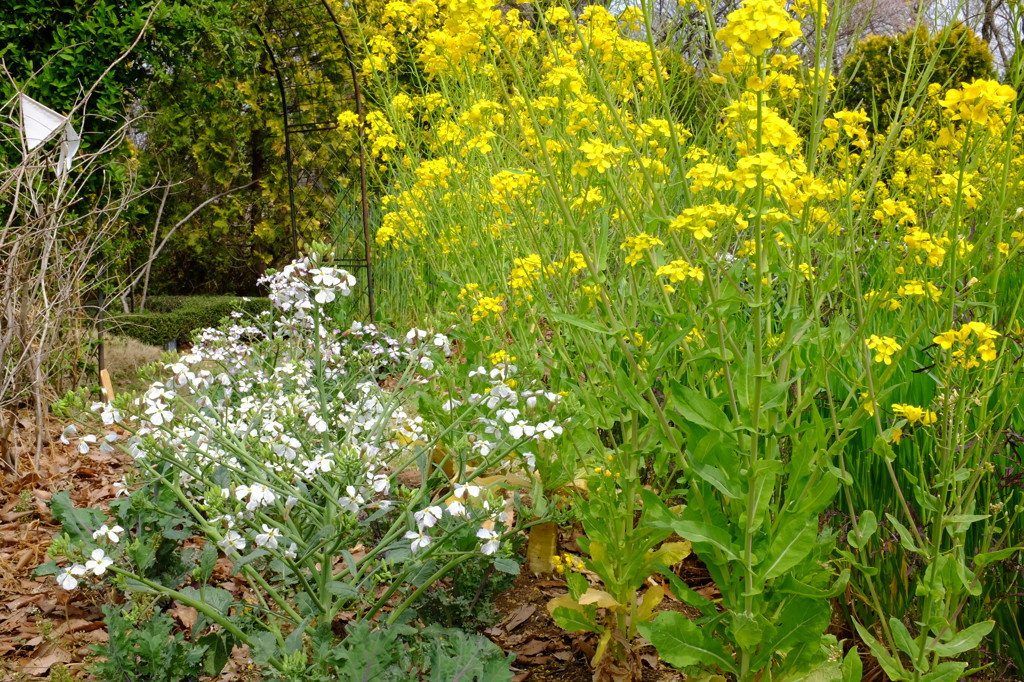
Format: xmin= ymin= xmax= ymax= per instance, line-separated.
xmin=100 ymin=369 xmax=114 ymax=402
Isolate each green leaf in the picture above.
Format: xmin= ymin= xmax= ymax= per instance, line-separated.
xmin=248 ymin=631 xmax=278 ymax=666
xmin=670 ymin=518 xmax=741 ymax=561
xmin=775 ymin=569 xmax=850 ymax=599
xmin=730 ymin=612 xmax=764 ymax=648
xmin=493 ymin=556 xmax=521 ymax=575
xmin=763 ymin=598 xmax=831 ymax=660
xmin=974 ymin=547 xmax=1021 ymax=567
xmin=849 ymin=510 xmax=877 ymax=550
xmin=852 ymin=620 xmax=907 ymax=680
xmin=326 ymin=580 xmax=359 ymax=600
xmin=885 ymin=514 xmax=921 ymax=554
xmin=669 ymin=384 xmax=735 ymax=434
xmin=549 ymin=310 xmax=617 ymax=335
xmin=888 ymin=617 xmax=919 ymax=661
xmin=759 ymin=517 xmax=817 ymax=582
xmin=284 ymin=617 xmax=311 ymax=654
xmin=639 ymin=611 xmax=738 ymax=674
xmin=198 ymin=541 xmax=218 ymax=583
xmin=842 ymin=646 xmax=863 ymax=682
xmin=552 ymin=606 xmax=603 ymax=634
xmin=929 ymin=620 xmax=993 ymax=657
xmin=48 ymin=491 xmax=105 ymax=543
xmin=198 ymin=631 xmax=234 ymax=676
xmin=918 ymin=661 xmax=968 ymax=682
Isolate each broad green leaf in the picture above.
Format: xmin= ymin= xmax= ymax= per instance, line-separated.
xmin=849 ymin=510 xmax=877 ymax=549
xmin=730 ymin=612 xmax=764 ymax=648
xmin=691 ymin=462 xmax=743 ymax=499
xmin=326 ymin=580 xmax=359 ymax=600
xmin=842 ymin=646 xmax=863 ymax=681
xmin=763 ymin=598 xmax=830 ymax=660
xmin=639 ymin=611 xmax=738 ymax=674
xmin=670 ymin=518 xmax=741 ymax=561
xmin=888 ymin=617 xmax=919 ymax=661
xmin=929 ymin=620 xmax=993 ymax=658
xmin=918 ymin=661 xmax=968 ymax=682
xmin=669 ymin=384 xmax=735 ymax=434
xmin=551 ymin=605 xmax=603 ymax=634
xmin=759 ymin=517 xmax=817 ymax=582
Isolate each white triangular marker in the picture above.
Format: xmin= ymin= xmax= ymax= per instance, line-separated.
xmin=20 ymin=93 xmax=68 ymax=152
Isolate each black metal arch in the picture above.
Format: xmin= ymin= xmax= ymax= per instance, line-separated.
xmin=257 ymin=0 xmax=375 ymax=319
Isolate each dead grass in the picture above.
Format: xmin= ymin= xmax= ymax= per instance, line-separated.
xmin=101 ymin=335 xmax=168 ymax=394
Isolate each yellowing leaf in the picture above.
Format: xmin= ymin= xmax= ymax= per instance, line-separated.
xmin=578 ymin=588 xmax=621 ymax=609
xmin=637 ymin=585 xmax=665 ymax=623
xmin=649 ymin=540 xmax=692 ymax=567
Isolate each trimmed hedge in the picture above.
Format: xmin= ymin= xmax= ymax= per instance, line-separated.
xmin=114 ymin=296 xmax=272 ymax=347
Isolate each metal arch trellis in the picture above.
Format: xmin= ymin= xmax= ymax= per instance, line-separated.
xmin=257 ymin=0 xmax=376 ymax=320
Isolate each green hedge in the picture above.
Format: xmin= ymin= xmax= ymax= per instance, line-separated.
xmin=113 ymin=296 xmax=272 ymax=347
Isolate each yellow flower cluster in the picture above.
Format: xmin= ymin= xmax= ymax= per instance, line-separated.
xmin=669 ymin=202 xmax=734 ymax=241
xmin=891 ymin=404 xmax=938 ymax=427
xmin=572 ymin=139 xmax=628 ymax=176
xmin=933 ymin=322 xmax=1000 ymax=368
xmin=716 ymin=0 xmax=802 ymax=59
xmin=656 ymin=259 xmax=704 ymax=288
xmin=865 ymin=335 xmax=902 ymax=365
xmin=471 ymin=295 xmax=505 ymax=323
xmin=551 ymin=553 xmax=586 ymax=575
xmin=939 ymin=79 xmax=1017 ymax=132
xmin=620 ymin=233 xmax=665 ymax=266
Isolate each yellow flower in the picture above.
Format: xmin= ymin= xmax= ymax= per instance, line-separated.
xmin=620 ymin=233 xmax=665 ymax=266
xmin=939 ymin=79 xmax=1017 ymax=132
xmin=865 ymin=335 xmax=901 ymax=365
xmin=656 ymin=259 xmax=704 ymax=283
xmin=891 ymin=403 xmax=938 ymax=427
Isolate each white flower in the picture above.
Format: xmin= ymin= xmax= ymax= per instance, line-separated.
xmin=509 ymin=421 xmax=536 ymax=439
xmin=522 ymin=451 xmax=537 ymax=470
xmin=495 ymin=408 xmax=520 ymax=424
xmin=56 ymin=564 xmax=87 ymax=590
xmin=405 ymin=328 xmax=428 ymax=344
xmin=441 ymin=398 xmax=462 ymax=412
xmin=340 ymin=486 xmax=365 ymax=514
xmin=453 ymin=483 xmax=481 ymax=500
xmin=314 ymin=288 xmax=336 ymax=304
xmin=92 ymin=524 xmax=124 ymax=543
xmin=536 ymin=420 xmax=563 ymax=440
xmin=419 ymin=355 xmax=435 ymax=372
xmin=218 ymin=530 xmax=246 ymax=552
xmin=405 ymin=530 xmax=432 ymax=553
xmin=78 ymin=434 xmax=97 ymax=454
xmin=477 ymin=527 xmax=500 ymax=555
xmin=60 ymin=424 xmax=78 ymax=445
xmin=432 ymin=333 xmax=451 ymax=355
xmin=414 ymin=505 xmax=444 ymax=529
xmin=446 ymin=500 xmax=468 ymax=518
xmin=369 ymin=473 xmax=390 ymax=494
xmin=113 ymin=478 xmax=129 ymax=497
xmin=99 ymin=433 xmax=119 ymax=454
xmin=254 ymin=524 xmax=281 ymax=550
xmin=85 ymin=548 xmax=113 ymax=576
xmin=237 ymin=483 xmax=275 ymax=511
xmin=283 ymin=543 xmax=298 ymax=560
